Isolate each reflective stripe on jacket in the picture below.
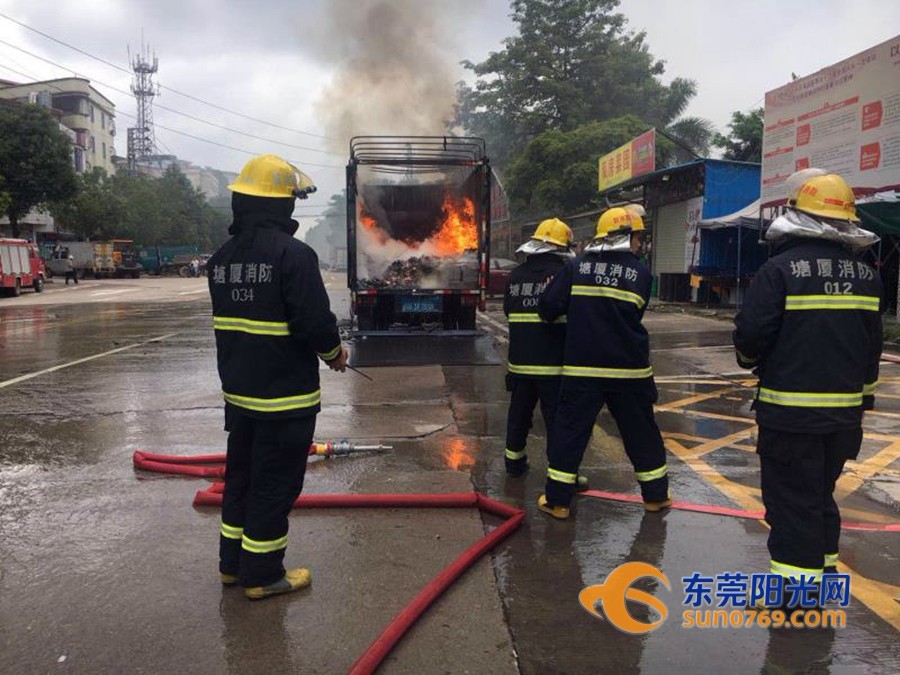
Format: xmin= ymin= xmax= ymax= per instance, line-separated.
xmin=733 ymin=238 xmax=883 ymax=432
xmin=504 ymin=253 xmax=567 ymax=378
xmin=539 ymin=250 xmax=655 ymax=392
xmin=208 ymin=223 xmax=341 ymax=419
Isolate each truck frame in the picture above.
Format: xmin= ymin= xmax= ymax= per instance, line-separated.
xmin=346 ymin=136 xmax=491 ymax=334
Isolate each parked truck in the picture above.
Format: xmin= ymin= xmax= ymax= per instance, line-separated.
xmin=110 ymin=239 xmax=142 ymax=278
xmin=346 ymin=136 xmax=491 ymax=332
xmin=46 ymin=242 xmax=115 ymax=279
xmin=138 ymin=245 xmax=199 ymax=276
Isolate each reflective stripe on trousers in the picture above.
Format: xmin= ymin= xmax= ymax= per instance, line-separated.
xmin=548 ymin=468 xmax=577 ymax=484
xmin=770 ymin=559 xmax=822 ymax=581
xmin=635 ymin=464 xmax=667 ymax=482
xmin=563 ymin=364 xmax=653 ymax=379
xmin=505 ymin=448 xmax=527 ymax=461
xmin=220 ymin=522 xmax=243 ymax=540
xmin=242 ymin=534 xmax=288 ymax=554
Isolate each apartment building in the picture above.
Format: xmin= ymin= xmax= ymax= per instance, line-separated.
xmin=0 ymin=77 xmax=117 ymax=175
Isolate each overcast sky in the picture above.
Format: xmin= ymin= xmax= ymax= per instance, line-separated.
xmin=0 ymin=0 xmax=898 ymax=231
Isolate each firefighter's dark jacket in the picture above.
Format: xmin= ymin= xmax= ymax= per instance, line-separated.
xmin=503 ymin=252 xmax=566 ymax=377
xmin=208 ymin=199 xmax=341 ymax=419
xmin=539 ymin=249 xmax=655 ymax=392
xmin=733 ymin=238 xmax=883 ymax=433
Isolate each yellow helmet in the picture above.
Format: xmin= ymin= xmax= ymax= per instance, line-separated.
xmin=789 ymin=173 xmax=859 ymax=222
xmin=532 ymin=218 xmax=574 ymax=248
xmin=596 ymin=206 xmax=645 ymax=238
xmin=228 ymin=154 xmax=317 ymax=199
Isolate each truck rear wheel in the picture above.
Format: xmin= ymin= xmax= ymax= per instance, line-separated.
xmin=11 ymin=279 xmax=21 ymax=297
xmin=459 ymin=305 xmax=476 ymax=330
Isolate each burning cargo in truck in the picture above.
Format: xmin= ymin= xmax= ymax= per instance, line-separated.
xmin=355 ymin=179 xmax=481 ymax=289
xmin=346 ymin=136 xmax=490 ymax=332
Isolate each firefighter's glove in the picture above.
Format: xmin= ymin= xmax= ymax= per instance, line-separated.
xmin=327 ymin=346 xmax=349 ymax=373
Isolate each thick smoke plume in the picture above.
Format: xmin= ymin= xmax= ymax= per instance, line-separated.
xmin=313 ymin=0 xmax=472 ymax=151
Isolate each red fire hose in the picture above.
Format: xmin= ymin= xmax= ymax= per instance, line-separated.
xmin=581 ymin=489 xmax=900 ymax=532
xmin=135 ymin=453 xmax=524 ymax=675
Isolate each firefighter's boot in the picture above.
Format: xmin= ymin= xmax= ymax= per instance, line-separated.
xmin=245 ymin=567 xmax=312 ymax=600
xmin=644 ymin=491 xmax=674 ymax=513
xmin=538 ymin=494 xmax=570 ymax=520
xmin=221 ymin=572 xmax=239 ymax=586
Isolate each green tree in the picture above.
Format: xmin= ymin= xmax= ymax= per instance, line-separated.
xmin=52 ymin=167 xmax=126 ymax=239
xmin=713 ymin=108 xmax=763 ymax=163
xmin=664 ymin=116 xmax=716 ymax=162
xmin=505 ymin=115 xmax=656 ymax=214
xmin=0 ymin=103 xmax=77 ymax=237
xmin=53 ymin=165 xmax=230 ymax=250
xmin=455 ymin=0 xmax=703 ymax=166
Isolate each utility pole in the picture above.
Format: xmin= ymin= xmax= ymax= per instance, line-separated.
xmin=127 ymin=40 xmax=159 ymax=172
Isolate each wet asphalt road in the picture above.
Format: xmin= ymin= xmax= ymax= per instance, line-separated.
xmin=0 ymin=275 xmax=898 ymax=674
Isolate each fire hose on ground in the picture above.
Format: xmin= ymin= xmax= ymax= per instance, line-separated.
xmin=132 ymin=451 xmax=525 ymax=675
xmin=132 ymin=441 xmax=392 ymax=479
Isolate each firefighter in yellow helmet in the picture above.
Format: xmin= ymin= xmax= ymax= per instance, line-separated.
xmin=502 ymin=218 xmax=574 ymax=477
xmin=734 ymin=170 xmax=882 ymax=607
xmin=208 ymin=154 xmax=346 ymax=599
xmin=537 ymin=205 xmax=671 ymax=519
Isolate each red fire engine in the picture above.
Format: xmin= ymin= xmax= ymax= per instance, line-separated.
xmin=0 ymin=239 xmax=46 ymax=296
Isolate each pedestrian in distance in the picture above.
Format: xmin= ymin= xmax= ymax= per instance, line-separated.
xmin=537 ymin=205 xmax=672 ymax=520
xmin=190 ymin=257 xmax=200 ymax=278
xmin=64 ymin=254 xmax=78 ymax=285
xmin=733 ymin=169 xmax=882 ymax=602
xmin=503 ymin=218 xmax=574 ymax=478
xmin=207 ymin=153 xmax=345 ymax=600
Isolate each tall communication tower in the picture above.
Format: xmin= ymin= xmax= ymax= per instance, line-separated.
xmin=127 ymin=42 xmax=160 ymax=170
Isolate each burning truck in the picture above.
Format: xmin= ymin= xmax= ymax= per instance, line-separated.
xmin=346 ymin=136 xmax=490 ymax=332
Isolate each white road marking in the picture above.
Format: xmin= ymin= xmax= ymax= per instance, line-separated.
xmin=479 ymin=313 xmax=508 ymax=332
xmin=178 ymin=289 xmax=208 ymax=296
xmin=0 ymin=333 xmax=180 ymax=390
xmin=477 ymin=314 xmax=509 ymax=344
xmin=90 ymin=288 xmax=139 ymax=297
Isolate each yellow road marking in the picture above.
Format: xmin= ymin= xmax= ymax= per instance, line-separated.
xmin=837 ymin=441 xmax=900 ymax=501
xmin=655 ymin=386 xmax=742 ymax=411
xmin=656 ymin=406 xmax=755 ymax=424
xmin=665 ymin=437 xmax=900 ymax=630
xmin=663 ymin=428 xmax=755 ymax=459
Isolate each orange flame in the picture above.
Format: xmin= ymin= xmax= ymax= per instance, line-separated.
xmin=361 ymin=210 xmax=378 ymax=230
xmin=440 ymin=437 xmax=475 ymax=471
xmin=431 ymin=194 xmax=477 ymax=256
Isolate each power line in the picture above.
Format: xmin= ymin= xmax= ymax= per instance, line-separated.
xmin=0 ymin=48 xmax=343 ymax=170
xmin=0 ymin=37 xmax=342 ymax=159
xmin=0 ymin=11 xmax=333 ymax=141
